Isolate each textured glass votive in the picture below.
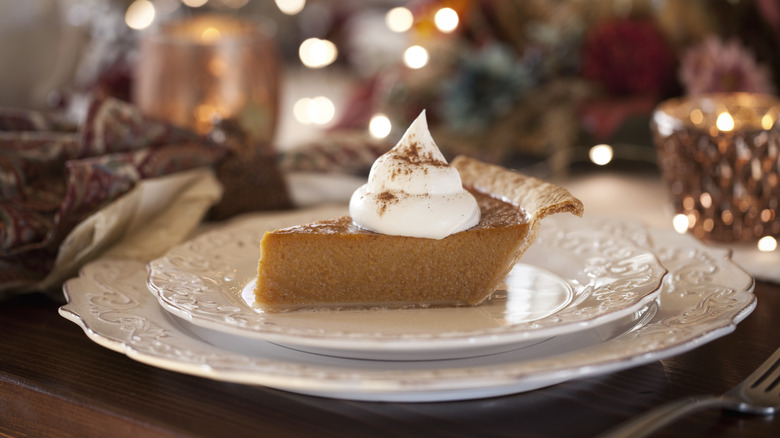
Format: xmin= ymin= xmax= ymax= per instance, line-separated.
xmin=652 ymin=93 xmax=780 ymax=242
xmin=133 ymin=14 xmax=279 ymax=154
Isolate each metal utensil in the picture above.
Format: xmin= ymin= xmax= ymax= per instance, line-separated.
xmin=598 ymin=346 xmax=780 ymax=438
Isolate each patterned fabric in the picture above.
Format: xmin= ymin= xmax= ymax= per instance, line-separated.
xmin=0 ymin=107 xmax=62 ymax=132
xmin=0 ymin=97 xmax=230 ymax=292
xmin=279 ymin=131 xmax=390 ymax=176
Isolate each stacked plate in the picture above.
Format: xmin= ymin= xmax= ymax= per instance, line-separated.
xmin=59 ymin=206 xmax=756 ymax=402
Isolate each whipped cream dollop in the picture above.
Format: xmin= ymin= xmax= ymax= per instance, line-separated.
xmin=349 ymin=111 xmax=480 ymax=239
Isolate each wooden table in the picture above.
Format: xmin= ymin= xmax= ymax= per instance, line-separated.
xmin=0 ymin=279 xmax=778 ymax=437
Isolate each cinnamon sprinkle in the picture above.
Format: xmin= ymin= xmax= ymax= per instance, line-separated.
xmin=389 ymin=141 xmax=447 ymax=167
xmin=387 ymin=141 xmax=446 ymax=181
xmin=376 ymin=190 xmax=399 ymax=216
xmin=375 ymin=138 xmax=446 ymax=215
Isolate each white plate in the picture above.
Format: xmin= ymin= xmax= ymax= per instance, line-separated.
xmin=60 ymin=216 xmax=755 ymax=402
xmin=146 ymin=209 xmax=666 ymax=360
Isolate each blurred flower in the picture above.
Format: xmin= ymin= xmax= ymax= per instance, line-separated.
xmin=440 ymin=43 xmax=536 ymax=133
xmin=679 ymin=36 xmax=775 ymax=95
xmin=581 ymin=18 xmax=675 ymax=96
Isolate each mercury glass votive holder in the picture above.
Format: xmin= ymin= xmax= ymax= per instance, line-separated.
xmin=133 ymin=14 xmax=280 ymax=155
xmin=651 ymin=93 xmax=780 ymax=242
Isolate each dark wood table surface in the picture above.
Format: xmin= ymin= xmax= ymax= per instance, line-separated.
xmin=0 ymin=279 xmax=778 ymax=437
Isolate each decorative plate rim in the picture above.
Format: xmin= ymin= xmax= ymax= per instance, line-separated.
xmin=145 ymin=212 xmax=667 ymax=355
xmin=58 ymin=216 xmax=756 ymax=402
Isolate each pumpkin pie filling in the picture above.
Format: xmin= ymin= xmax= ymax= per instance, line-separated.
xmin=255 ymin=156 xmax=583 ymax=312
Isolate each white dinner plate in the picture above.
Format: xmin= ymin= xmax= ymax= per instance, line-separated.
xmin=60 ymin=214 xmax=755 ymax=402
xmin=146 ymin=209 xmax=666 ymax=360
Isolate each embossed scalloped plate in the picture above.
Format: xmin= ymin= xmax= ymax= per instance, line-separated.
xmin=59 ymin=215 xmax=756 ymax=402
xmin=146 ymin=209 xmax=666 ymax=360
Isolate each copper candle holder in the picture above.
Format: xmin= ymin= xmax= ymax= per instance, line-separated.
xmin=652 ymin=93 xmax=780 ymax=242
xmin=133 ymin=14 xmax=279 ymax=154
xmin=133 ymin=15 xmax=291 ymax=219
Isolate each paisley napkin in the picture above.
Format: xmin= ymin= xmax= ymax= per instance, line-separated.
xmin=0 ymin=97 xmax=287 ymax=295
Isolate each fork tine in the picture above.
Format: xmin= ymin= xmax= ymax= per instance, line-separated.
xmin=760 ymin=358 xmax=780 ymax=393
xmin=767 ymin=373 xmax=780 ymax=393
xmin=748 ymin=347 xmax=780 ymax=391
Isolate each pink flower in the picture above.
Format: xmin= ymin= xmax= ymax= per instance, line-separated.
xmin=581 ymin=18 xmax=675 ymax=96
xmin=679 ymin=36 xmax=775 ymax=95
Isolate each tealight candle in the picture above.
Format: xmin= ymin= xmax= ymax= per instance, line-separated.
xmin=652 ymin=93 xmax=780 ymax=242
xmin=133 ymin=14 xmax=279 ymax=154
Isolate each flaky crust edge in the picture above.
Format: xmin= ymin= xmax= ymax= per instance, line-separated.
xmin=452 ymin=155 xmax=584 ymax=296
xmin=452 ymin=155 xmax=584 ymax=221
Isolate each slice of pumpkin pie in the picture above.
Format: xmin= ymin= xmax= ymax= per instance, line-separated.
xmin=255 ymin=111 xmax=583 ymax=311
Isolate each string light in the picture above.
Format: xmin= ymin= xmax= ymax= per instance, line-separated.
xmin=369 ymin=114 xmax=392 ymax=139
xmin=299 ymin=38 xmax=338 ymax=68
xmin=293 ymin=97 xmax=335 ymax=125
xmin=403 ymin=45 xmax=429 ymax=69
xmin=757 ymin=236 xmax=777 ymax=252
xmin=589 ymin=144 xmax=613 ymax=165
xmin=276 ymin=0 xmax=306 ymax=15
xmin=434 ymin=7 xmax=458 ymax=33
xmin=386 ymin=7 xmax=413 ymax=33
xmin=125 ymin=0 xmax=155 ymax=30
xmin=672 ymin=214 xmax=689 ymax=234
xmin=182 ymin=0 xmax=208 ymax=7
xmin=308 ymin=96 xmax=335 ymax=125
xmin=293 ymin=98 xmax=313 ymax=124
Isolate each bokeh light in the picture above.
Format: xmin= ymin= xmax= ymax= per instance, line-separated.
xmin=699 ymin=192 xmax=712 ymax=209
xmin=299 ymin=38 xmax=338 ymax=68
xmin=716 ymin=112 xmax=734 ymax=131
xmin=434 ymin=8 xmax=459 ymax=33
xmin=125 ymin=0 xmax=156 ymax=30
xmin=293 ymin=98 xmax=313 ymax=124
xmin=200 ymin=27 xmax=221 ymax=43
xmin=758 ymin=235 xmax=777 ymax=252
xmin=308 ymin=96 xmax=335 ymax=125
xmin=403 ymin=45 xmax=429 ymax=69
xmin=369 ymin=114 xmax=392 ymax=139
xmin=672 ymin=214 xmax=689 ymax=234
xmin=761 ymin=113 xmax=775 ymax=130
xmin=293 ymin=97 xmax=335 ymax=125
xmin=386 ymin=7 xmax=413 ymax=33
xmin=276 ymin=0 xmax=306 ymax=15
xmin=589 ymin=144 xmax=613 ymax=165
xmin=689 ymin=109 xmax=703 ymax=125
xmin=182 ymin=0 xmax=208 ymax=7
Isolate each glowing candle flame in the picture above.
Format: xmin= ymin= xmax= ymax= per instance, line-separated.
xmin=716 ymin=112 xmax=734 ymax=132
